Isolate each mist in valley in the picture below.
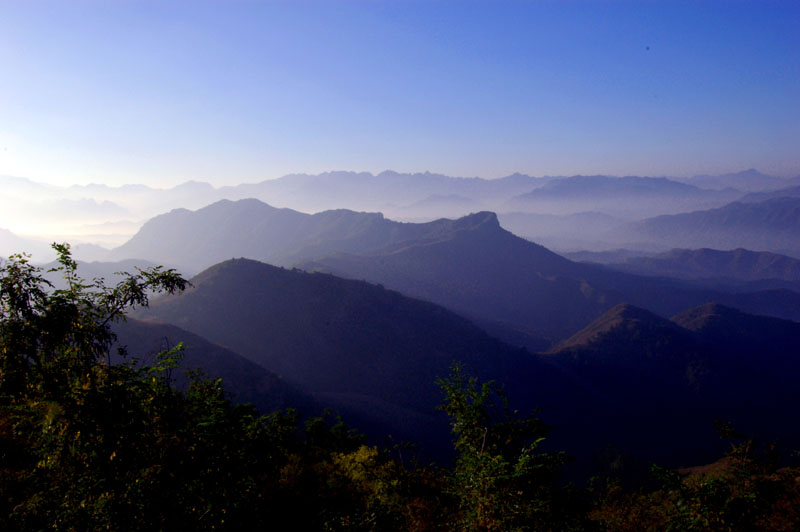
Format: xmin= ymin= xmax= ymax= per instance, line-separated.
xmin=2 ymin=1 xmax=800 ymax=529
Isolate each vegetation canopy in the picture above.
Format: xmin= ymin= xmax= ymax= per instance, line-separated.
xmin=2 ymin=244 xmax=800 ymax=531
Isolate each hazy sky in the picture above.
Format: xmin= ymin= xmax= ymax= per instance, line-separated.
xmin=1 ymin=0 xmax=798 ymax=187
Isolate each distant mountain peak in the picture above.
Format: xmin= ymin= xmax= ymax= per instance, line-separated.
xmin=552 ymin=303 xmax=683 ymax=354
xmin=453 ymin=211 xmax=500 ymax=230
xmin=671 ymin=302 xmax=747 ymax=330
xmin=604 ymin=302 xmax=664 ymax=320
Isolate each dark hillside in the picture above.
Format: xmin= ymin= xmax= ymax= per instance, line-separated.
xmin=136 ymin=258 xmax=586 ymax=454
xmin=113 ymin=318 xmax=316 ymax=414
xmin=546 ymin=302 xmax=800 ymax=465
xmin=137 ymin=257 xmax=800 ymax=469
xmin=303 ymin=212 xmax=800 ymax=342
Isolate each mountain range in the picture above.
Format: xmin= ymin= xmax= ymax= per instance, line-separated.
xmin=621 ymin=197 xmax=800 ymax=256
xmin=134 ymin=258 xmax=577 ymax=456
xmin=112 ymin=318 xmax=315 ymax=415
xmin=547 ymin=302 xmax=800 ymax=464
xmin=129 ymin=256 xmax=800 ymax=468
xmin=671 ymin=169 xmax=800 ymax=192
xmin=95 ymin=198 xmax=800 ymax=344
xmin=600 ymin=248 xmax=800 ymax=292
xmin=4 ymin=169 xmax=798 ymax=251
xmin=298 ymin=209 xmax=800 ymax=341
xmin=504 ymin=175 xmax=741 ymax=217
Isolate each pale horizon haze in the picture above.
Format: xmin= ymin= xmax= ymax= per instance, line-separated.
xmin=1 ymin=0 xmax=799 ymax=188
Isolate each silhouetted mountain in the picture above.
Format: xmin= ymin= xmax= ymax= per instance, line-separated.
xmin=135 ymin=258 xmax=584 ymax=456
xmin=545 ymin=302 xmax=800 ymax=463
xmin=673 ymin=169 xmax=799 ymax=192
xmin=625 ymin=197 xmax=800 ymax=256
xmin=302 ymin=211 xmax=800 ymax=342
xmin=561 ymin=249 xmax=654 ymax=265
xmin=607 ymin=248 xmax=800 ymax=284
xmin=739 ymin=185 xmax=800 ymax=203
xmin=109 ymin=199 xmax=402 ymax=271
xmin=113 ymin=318 xmax=316 ymax=414
xmin=505 ymin=175 xmax=742 ymax=217
xmin=9 ymin=169 xmax=785 ymax=250
xmin=552 ymin=303 xmax=696 ymax=362
xmin=671 ymin=303 xmax=800 ymax=439
xmin=547 ymin=305 xmax=711 ymax=454
xmin=136 ymin=259 xmax=800 ymax=468
xmin=672 ymin=302 xmax=800 ymax=367
xmin=110 ymin=198 xmax=574 ymax=273
xmin=220 ymin=170 xmax=555 ymax=218
xmin=107 ymin=200 xmax=800 ymax=344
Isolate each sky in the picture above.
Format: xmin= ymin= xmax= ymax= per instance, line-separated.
xmin=0 ymin=0 xmax=798 ymax=187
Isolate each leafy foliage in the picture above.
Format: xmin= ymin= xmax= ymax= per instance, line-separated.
xmin=0 ymin=245 xmax=442 ymax=531
xmin=3 ymin=244 xmax=800 ymax=531
xmin=590 ymin=430 xmax=800 ymax=532
xmin=438 ymin=363 xmax=571 ymax=531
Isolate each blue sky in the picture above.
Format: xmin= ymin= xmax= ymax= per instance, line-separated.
xmin=1 ymin=0 xmax=798 ymax=187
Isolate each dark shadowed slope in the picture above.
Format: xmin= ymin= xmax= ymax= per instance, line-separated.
xmin=135 ymin=258 xmax=586 ymax=453
xmin=113 ymin=318 xmax=316 ymax=414
xmin=672 ymin=302 xmax=800 ymax=370
xmin=302 ymin=212 xmax=800 ymax=342
xmin=305 ymin=211 xmax=614 ymax=342
xmin=138 ymin=258 xmax=550 ymax=409
xmin=110 ymin=199 xmax=800 ymax=343
xmin=545 ymin=304 xmax=715 ymax=464
xmin=552 ymin=303 xmax=697 ymax=363
xmin=671 ymin=303 xmax=800 ymax=442
xmin=546 ymin=302 xmax=800 ymax=465
xmin=133 ymin=257 xmax=800 ymax=467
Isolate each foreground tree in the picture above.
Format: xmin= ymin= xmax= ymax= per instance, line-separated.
xmin=0 ymin=245 xmax=445 ymax=531
xmin=437 ymin=363 xmax=572 ymax=531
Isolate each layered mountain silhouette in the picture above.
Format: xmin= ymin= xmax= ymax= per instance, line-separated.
xmin=220 ymin=170 xmax=552 ymax=216
xmin=110 ymin=199 xmax=527 ymax=273
xmin=623 ymin=197 xmax=800 ymax=256
xmin=545 ymin=302 xmax=800 ymax=464
xmin=739 ymin=184 xmax=800 ymax=203
xmin=672 ymin=169 xmax=800 ymax=192
xmin=134 ymin=257 xmax=800 ymax=468
xmin=504 ymin=175 xmax=742 ymax=217
xmin=603 ymin=248 xmax=800 ymax=291
xmin=107 ymin=199 xmax=800 ymax=343
xmin=300 ymin=210 xmax=800 ymax=341
xmin=134 ymin=258 xmax=584 ymax=455
xmin=7 ymin=169 xmax=792 ymax=252
xmin=112 ymin=318 xmax=316 ymax=414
